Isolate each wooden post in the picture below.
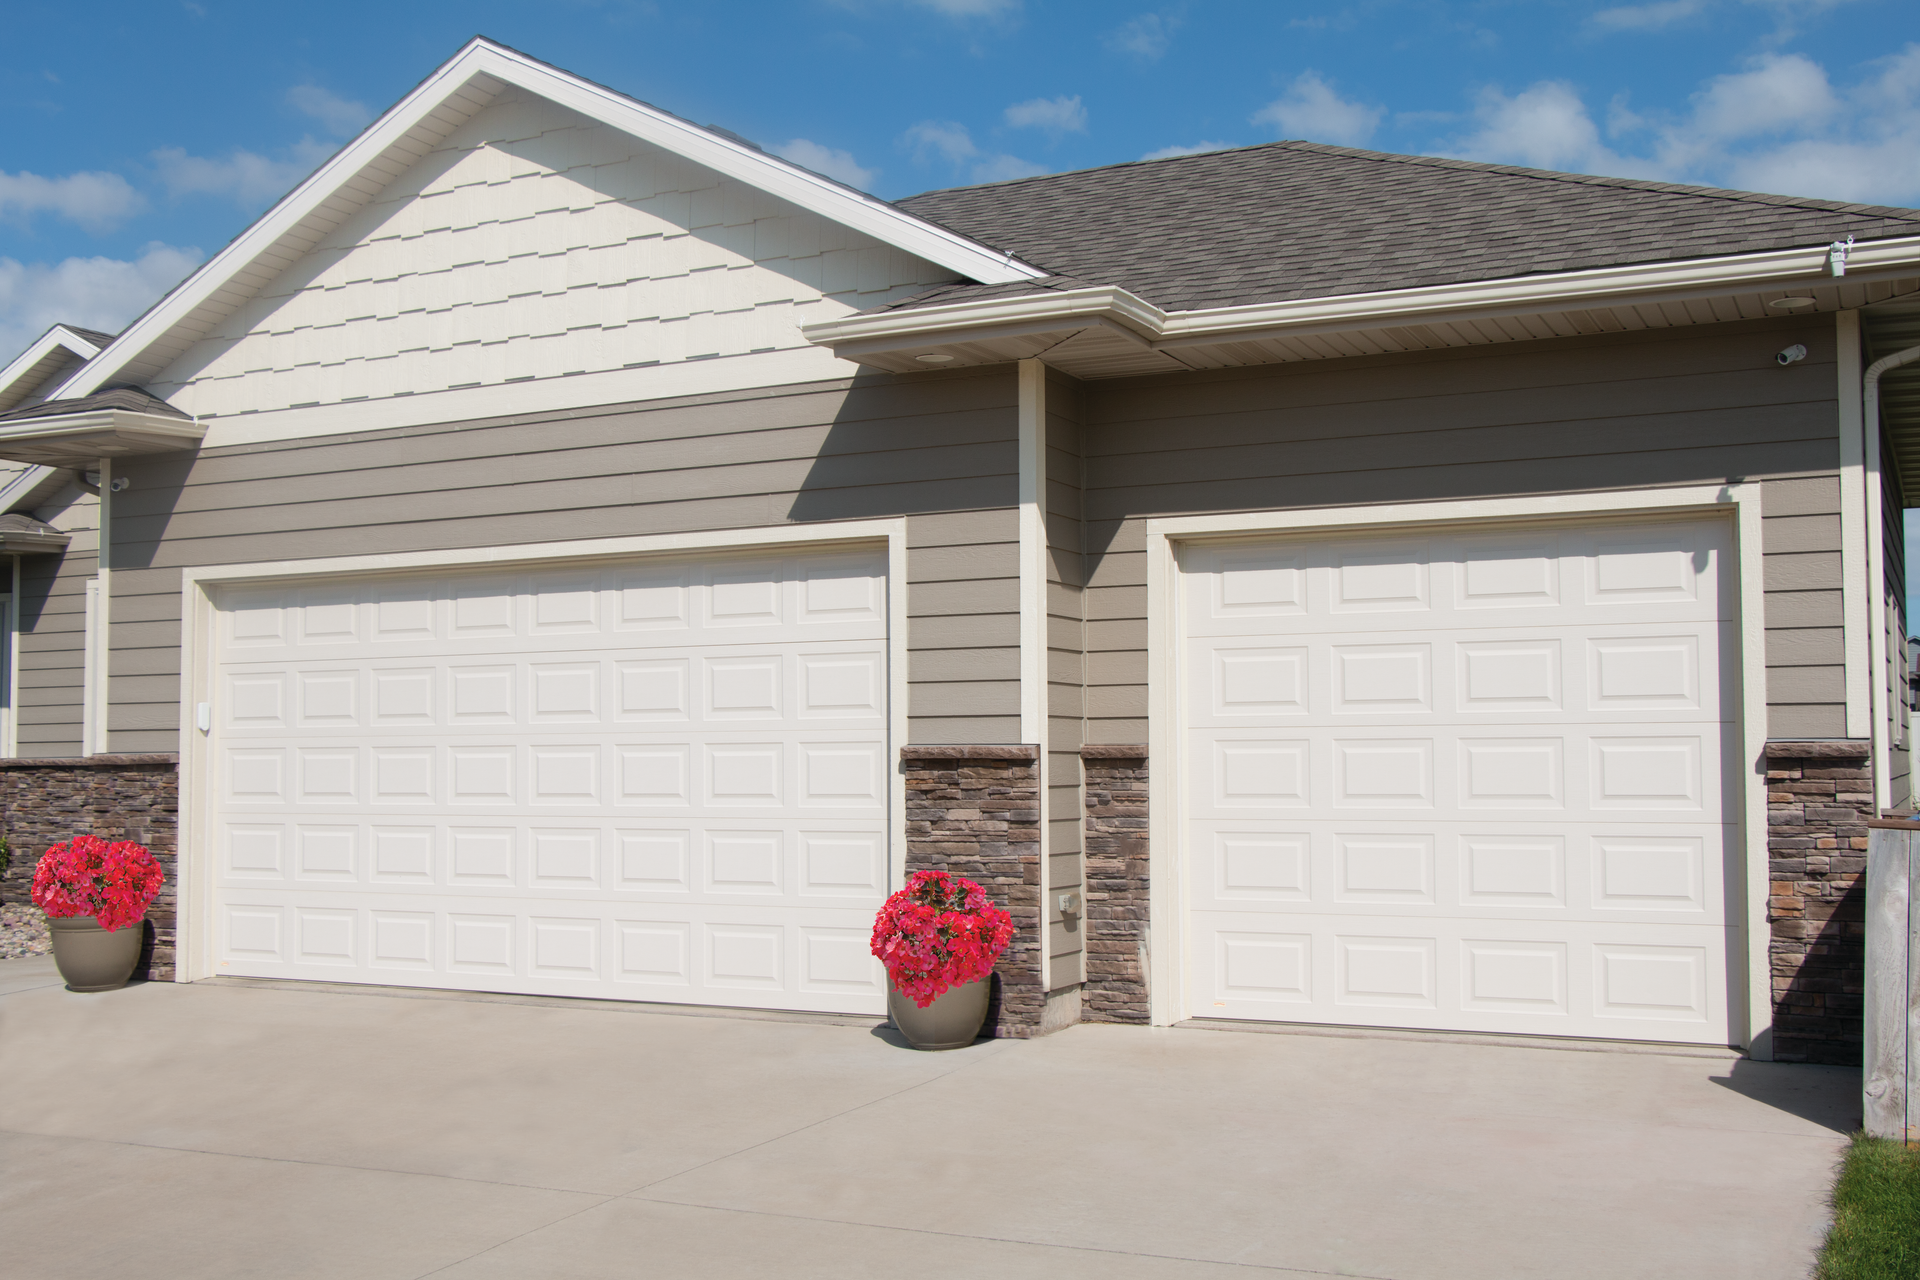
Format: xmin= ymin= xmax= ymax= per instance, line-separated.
xmin=1865 ymin=820 xmax=1920 ymax=1140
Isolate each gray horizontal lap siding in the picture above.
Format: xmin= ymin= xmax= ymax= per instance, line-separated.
xmin=1075 ymin=317 xmax=1847 ymax=746
xmin=85 ymin=367 xmax=1019 ymax=753
xmin=17 ymin=484 xmax=97 ymax=757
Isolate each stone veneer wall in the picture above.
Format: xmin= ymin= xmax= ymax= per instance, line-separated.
xmin=1765 ymin=740 xmax=1873 ymax=1065
xmin=1082 ymin=747 xmax=1149 ymax=1024
xmin=899 ymin=745 xmax=1044 ymax=1037
xmin=0 ymin=755 xmax=180 ymax=981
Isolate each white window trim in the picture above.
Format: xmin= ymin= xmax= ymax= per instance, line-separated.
xmin=174 ymin=517 xmax=910 ymax=985
xmin=1142 ymin=483 xmax=1773 ymax=1056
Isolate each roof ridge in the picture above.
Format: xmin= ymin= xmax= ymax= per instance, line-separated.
xmin=900 ymin=138 xmax=1920 ymax=225
xmin=1267 ymin=139 xmax=1920 ymax=223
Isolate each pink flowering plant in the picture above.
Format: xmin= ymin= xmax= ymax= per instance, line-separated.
xmin=31 ymin=835 xmax=163 ymax=932
xmin=870 ymin=869 xmax=1015 ymax=1008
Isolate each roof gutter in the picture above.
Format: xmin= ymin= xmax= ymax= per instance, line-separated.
xmin=1862 ymin=339 xmax=1920 ymax=814
xmin=802 ymin=233 xmax=1920 ymax=358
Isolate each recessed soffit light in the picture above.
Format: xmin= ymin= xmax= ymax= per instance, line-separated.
xmin=915 ymin=353 xmax=956 ymax=363
xmin=1768 ymin=297 xmax=1818 ymax=310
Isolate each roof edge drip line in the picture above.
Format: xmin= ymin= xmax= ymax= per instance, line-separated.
xmin=802 ymin=234 xmax=1920 ymax=357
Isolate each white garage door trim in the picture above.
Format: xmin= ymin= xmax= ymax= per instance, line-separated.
xmin=174 ymin=517 xmax=910 ymax=992
xmin=1143 ymin=485 xmax=1772 ymax=1056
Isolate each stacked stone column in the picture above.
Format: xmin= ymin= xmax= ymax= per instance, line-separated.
xmin=899 ymin=745 xmax=1043 ymax=1036
xmin=1764 ymin=741 xmax=1872 ymax=1064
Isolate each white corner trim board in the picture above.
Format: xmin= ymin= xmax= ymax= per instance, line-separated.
xmin=1016 ymin=358 xmax=1052 ymax=990
xmin=59 ymin=37 xmax=1039 ymax=403
xmin=1141 ymin=483 xmax=1772 ymax=1056
xmin=171 ymin=516 xmax=911 ymax=987
xmin=802 ymin=235 xmax=1920 ymax=358
xmin=1836 ymin=312 xmax=1871 ymax=740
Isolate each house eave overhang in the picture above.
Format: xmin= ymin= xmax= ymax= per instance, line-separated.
xmin=0 ymin=528 xmax=72 ymax=554
xmin=0 ymin=410 xmax=206 ymax=468
xmin=802 ymin=233 xmax=1920 ymax=378
xmin=55 ymin=37 xmax=1043 ymax=401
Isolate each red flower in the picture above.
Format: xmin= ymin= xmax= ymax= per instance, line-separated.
xmin=870 ymin=869 xmax=1015 ymax=1008
xmin=30 ymin=835 xmax=162 ymax=932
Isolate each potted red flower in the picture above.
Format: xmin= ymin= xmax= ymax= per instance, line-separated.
xmin=870 ymin=869 xmax=1015 ymax=1050
xmin=31 ymin=835 xmax=163 ymax=992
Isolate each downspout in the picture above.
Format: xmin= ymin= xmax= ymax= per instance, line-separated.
xmin=1864 ymin=343 xmax=1920 ymax=813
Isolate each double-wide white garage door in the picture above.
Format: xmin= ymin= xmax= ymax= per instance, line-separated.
xmin=209 ymin=548 xmax=891 ymax=1014
xmin=1183 ymin=516 xmax=1738 ymax=1044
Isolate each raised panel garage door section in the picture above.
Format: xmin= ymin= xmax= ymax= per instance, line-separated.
xmin=209 ymin=548 xmax=891 ymax=1014
xmin=1182 ymin=517 xmax=1738 ymax=1044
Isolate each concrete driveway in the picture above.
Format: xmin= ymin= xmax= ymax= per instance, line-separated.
xmin=0 ymin=955 xmax=1853 ymax=1279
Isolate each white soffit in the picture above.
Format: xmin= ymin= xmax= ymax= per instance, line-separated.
xmin=803 ymin=235 xmax=1920 ymax=377
xmin=57 ymin=38 xmax=1042 ymax=401
xmin=0 ymin=326 xmax=105 ymax=415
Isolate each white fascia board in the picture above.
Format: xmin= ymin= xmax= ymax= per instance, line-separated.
xmin=479 ymin=46 xmax=1043 ymax=286
xmin=59 ymin=38 xmax=1039 ymax=403
xmin=1153 ymin=234 xmax=1920 ymax=344
xmin=802 ymin=234 xmax=1920 ymax=356
xmin=0 ymin=326 xmax=103 ymax=404
xmin=803 ymin=286 xmax=1167 ymax=347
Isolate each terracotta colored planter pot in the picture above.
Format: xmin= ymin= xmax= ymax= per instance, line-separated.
xmin=888 ymin=976 xmax=990 ymax=1050
xmin=47 ymin=915 xmax=145 ymax=992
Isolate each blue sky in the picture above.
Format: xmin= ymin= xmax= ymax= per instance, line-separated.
xmin=3 ymin=0 xmax=1916 ymax=354
xmin=3 ymin=0 xmax=1918 ymax=601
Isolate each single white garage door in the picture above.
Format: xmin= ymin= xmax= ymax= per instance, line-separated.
xmin=209 ymin=547 xmax=892 ymax=1014
xmin=1182 ymin=516 xmax=1738 ymax=1044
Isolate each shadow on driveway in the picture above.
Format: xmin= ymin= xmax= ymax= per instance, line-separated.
xmin=1711 ymin=1058 xmax=1860 ymax=1133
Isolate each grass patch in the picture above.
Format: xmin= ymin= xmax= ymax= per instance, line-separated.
xmin=1817 ymin=1134 xmax=1920 ymax=1279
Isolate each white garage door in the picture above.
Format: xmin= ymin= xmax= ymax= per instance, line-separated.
xmin=1183 ymin=516 xmax=1739 ymax=1044
xmin=209 ymin=547 xmax=892 ymax=1015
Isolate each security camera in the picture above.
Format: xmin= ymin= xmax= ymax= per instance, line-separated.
xmin=1777 ymin=344 xmax=1808 ymax=366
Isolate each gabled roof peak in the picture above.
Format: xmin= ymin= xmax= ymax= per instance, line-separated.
xmin=54 ymin=36 xmax=1040 ymax=403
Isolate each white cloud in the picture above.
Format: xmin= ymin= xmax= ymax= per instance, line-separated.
xmin=0 ymin=169 xmax=145 ymax=231
xmin=1004 ymin=95 xmax=1087 ymax=136
xmin=287 ymin=84 xmax=373 ymax=137
xmin=1440 ymin=44 xmax=1920 ymax=205
xmin=0 ymin=243 xmax=203 ymax=364
xmin=900 ymin=121 xmax=1043 ymax=184
xmin=1682 ymin=54 xmax=1839 ymax=146
xmin=1140 ymin=141 xmax=1236 ymax=161
xmin=152 ymin=137 xmax=336 ymax=208
xmin=1589 ymin=1 xmax=1706 ymax=32
xmin=1106 ymin=13 xmax=1178 ymax=60
xmin=903 ymin=120 xmax=979 ymax=165
xmin=913 ymin=0 xmax=1018 ymax=14
xmin=1447 ymin=81 xmax=1643 ymax=174
xmin=1252 ymin=72 xmax=1384 ymax=147
xmin=770 ymin=138 xmax=877 ymax=189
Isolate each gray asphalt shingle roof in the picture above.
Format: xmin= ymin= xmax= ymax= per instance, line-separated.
xmin=889 ymin=140 xmax=1920 ymax=314
xmin=0 ymin=385 xmax=189 ymax=424
xmin=58 ymin=325 xmax=118 ymax=349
